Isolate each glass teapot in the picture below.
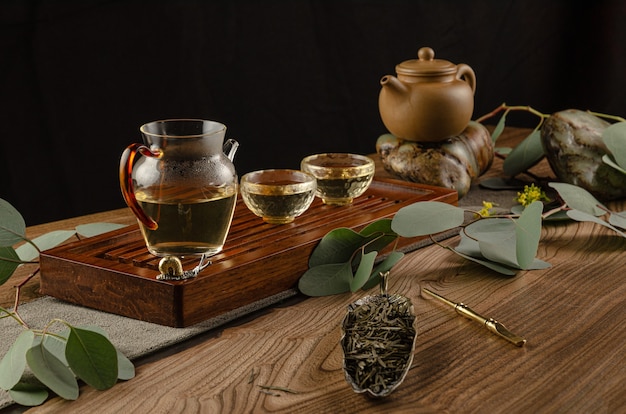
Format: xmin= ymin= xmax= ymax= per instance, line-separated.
xmin=119 ymin=119 xmax=239 ymax=259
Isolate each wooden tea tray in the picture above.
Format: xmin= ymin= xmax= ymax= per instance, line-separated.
xmin=39 ymin=177 xmax=457 ymax=327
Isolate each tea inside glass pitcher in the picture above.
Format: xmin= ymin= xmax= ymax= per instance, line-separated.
xmin=120 ymin=119 xmax=239 ymax=258
xmin=135 ymin=184 xmax=237 ymax=257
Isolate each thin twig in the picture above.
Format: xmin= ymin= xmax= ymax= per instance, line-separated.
xmin=542 ymin=204 xmax=567 ymax=220
xmin=11 ymin=267 xmax=41 ymax=328
xmin=475 ymin=103 xmax=549 ymax=124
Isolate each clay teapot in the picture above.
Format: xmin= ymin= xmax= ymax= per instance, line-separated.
xmin=379 ymin=47 xmax=476 ymax=142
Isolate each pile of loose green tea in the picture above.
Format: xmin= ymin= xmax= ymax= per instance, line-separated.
xmin=341 ymin=293 xmax=417 ymax=397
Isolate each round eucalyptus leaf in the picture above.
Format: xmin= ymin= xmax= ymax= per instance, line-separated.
xmin=494 ymin=147 xmax=513 ymax=155
xmin=479 ymin=237 xmax=518 ymax=269
xmin=602 ymin=154 xmax=626 ymax=175
xmin=479 ymin=177 xmax=526 ymax=191
xmin=515 ymin=201 xmax=543 ymax=269
xmin=391 ymin=201 xmax=464 ymax=237
xmin=464 ymin=218 xmax=515 ymax=242
xmin=454 ymin=232 xmax=481 ymax=257
xmin=0 ymin=247 xmax=21 ymax=286
xmin=308 ymin=228 xmax=368 ymax=267
xmin=567 ymin=210 xmax=626 ymax=237
xmin=0 ymin=199 xmax=26 ymax=247
xmin=525 ymin=258 xmax=552 ymax=270
xmin=8 ymin=382 xmax=49 ymax=406
xmin=116 ymin=351 xmax=135 ymax=381
xmin=26 ymin=343 xmax=79 ymax=400
xmin=608 ymin=211 xmax=626 ymax=230
xmin=602 ymin=121 xmax=626 ymax=170
xmin=42 ymin=331 xmax=69 ymax=367
xmin=350 ymin=251 xmax=378 ymax=292
xmin=298 ymin=262 xmax=353 ymax=296
xmin=450 ymin=247 xmax=517 ymax=276
xmin=15 ymin=230 xmax=76 ymax=262
xmin=549 ymin=182 xmax=605 ymax=216
xmin=491 ymin=112 xmax=507 ymax=144
xmin=359 ymin=219 xmax=398 ymax=254
xmin=503 ymin=129 xmax=545 ymax=176
xmin=61 ymin=325 xmax=135 ymax=381
xmin=66 ymin=327 xmax=118 ymax=390
xmin=362 ymin=251 xmax=405 ymax=290
xmin=0 ymin=330 xmax=35 ymax=390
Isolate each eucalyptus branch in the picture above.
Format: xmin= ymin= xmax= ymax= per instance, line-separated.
xmin=9 ymin=267 xmax=41 ymax=329
xmin=0 ymin=306 xmax=26 ymax=326
xmin=475 ymin=103 xmax=549 ymax=125
xmin=40 ymin=318 xmax=72 ymax=339
xmin=428 ymin=234 xmax=450 ymax=249
xmin=542 ymin=203 xmax=568 ymax=220
xmin=587 ymin=111 xmax=626 ymax=123
xmin=355 ymin=231 xmax=399 ymax=259
xmin=596 ymin=204 xmax=615 ymax=216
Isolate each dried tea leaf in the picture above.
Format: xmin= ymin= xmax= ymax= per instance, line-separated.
xmin=342 ymin=294 xmax=416 ymax=397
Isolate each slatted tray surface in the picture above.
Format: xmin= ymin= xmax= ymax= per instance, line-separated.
xmin=39 ymin=178 xmax=457 ymax=327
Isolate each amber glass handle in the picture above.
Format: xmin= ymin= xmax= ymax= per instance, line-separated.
xmin=119 ymin=143 xmax=162 ymax=230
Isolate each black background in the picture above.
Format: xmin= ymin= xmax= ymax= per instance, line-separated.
xmin=2 ymin=0 xmax=625 ymax=225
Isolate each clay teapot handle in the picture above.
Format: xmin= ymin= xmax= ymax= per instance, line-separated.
xmin=456 ymin=63 xmax=476 ymax=94
xmin=119 ymin=143 xmax=162 ymax=230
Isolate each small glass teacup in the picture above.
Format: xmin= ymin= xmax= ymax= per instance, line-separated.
xmin=301 ymin=153 xmax=375 ymax=205
xmin=240 ymin=169 xmax=317 ymax=224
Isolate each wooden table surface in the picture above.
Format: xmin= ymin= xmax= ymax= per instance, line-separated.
xmin=2 ymin=128 xmax=626 ymax=413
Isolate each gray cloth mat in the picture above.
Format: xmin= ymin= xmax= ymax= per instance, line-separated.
xmin=0 ymin=184 xmax=518 ymax=409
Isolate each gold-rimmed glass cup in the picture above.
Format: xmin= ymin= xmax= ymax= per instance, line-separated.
xmin=240 ymin=169 xmax=316 ymax=224
xmin=301 ymin=153 xmax=375 ymax=205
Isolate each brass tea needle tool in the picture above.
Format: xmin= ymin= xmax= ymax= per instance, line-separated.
xmin=422 ymin=288 xmax=526 ymax=347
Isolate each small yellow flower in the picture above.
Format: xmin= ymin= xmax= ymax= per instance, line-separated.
xmin=516 ymin=184 xmax=550 ymax=207
xmin=477 ymin=201 xmax=494 ymax=217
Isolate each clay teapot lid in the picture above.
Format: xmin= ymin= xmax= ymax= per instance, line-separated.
xmin=395 ymin=47 xmax=456 ymax=76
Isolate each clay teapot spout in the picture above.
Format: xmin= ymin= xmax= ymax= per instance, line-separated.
xmin=379 ymin=74 xmax=408 ymax=101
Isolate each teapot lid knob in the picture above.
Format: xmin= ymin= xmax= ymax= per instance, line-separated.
xmin=418 ymin=47 xmax=435 ymax=61
xmin=395 ymin=46 xmax=456 ymax=76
